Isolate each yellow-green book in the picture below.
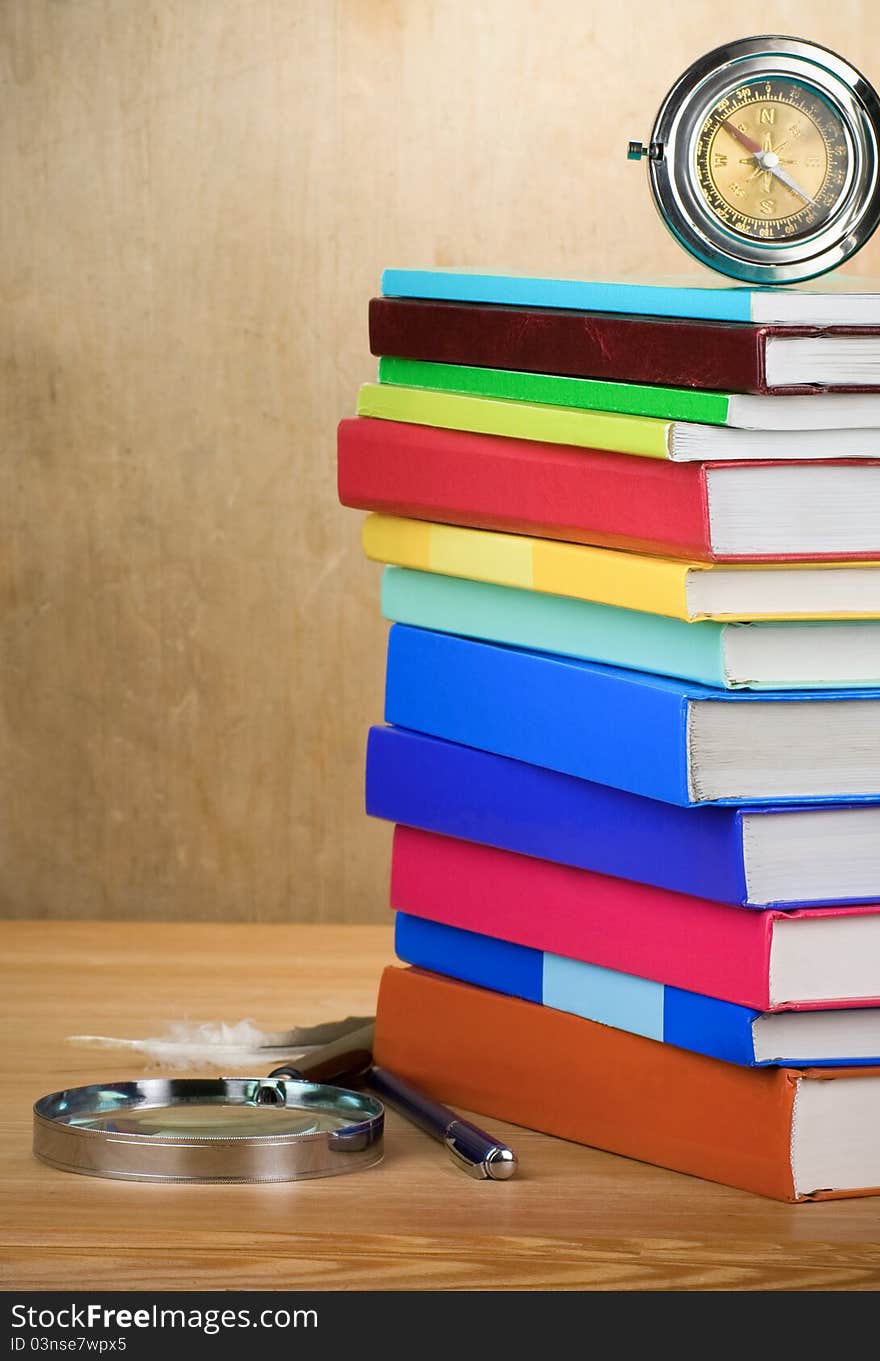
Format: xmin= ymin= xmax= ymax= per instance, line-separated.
xmin=357 ymin=375 xmax=880 ymax=462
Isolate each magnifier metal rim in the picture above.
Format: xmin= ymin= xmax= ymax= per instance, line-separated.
xmin=33 ymin=1077 xmax=385 ymax=1183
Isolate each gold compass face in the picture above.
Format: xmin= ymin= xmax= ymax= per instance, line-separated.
xmin=695 ymin=79 xmax=851 ymax=241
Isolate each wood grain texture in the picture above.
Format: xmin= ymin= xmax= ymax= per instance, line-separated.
xmin=4 ymin=3 xmax=880 ymax=920
xmin=3 ymin=921 xmax=880 ymax=1291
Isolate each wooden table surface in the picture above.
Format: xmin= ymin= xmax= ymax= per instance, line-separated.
xmin=3 ymin=921 xmax=880 ymax=1292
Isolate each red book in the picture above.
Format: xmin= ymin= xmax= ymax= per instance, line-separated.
xmin=369 ymin=296 xmax=880 ymax=396
xmin=336 ymin=416 xmax=880 ymax=563
xmin=390 ymin=827 xmax=880 ymax=1013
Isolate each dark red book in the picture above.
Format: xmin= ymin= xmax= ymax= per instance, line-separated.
xmin=337 ymin=416 xmax=880 ymax=562
xmin=369 ymin=297 xmax=880 ymax=395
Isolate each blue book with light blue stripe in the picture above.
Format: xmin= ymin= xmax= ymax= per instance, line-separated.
xmin=395 ymin=913 xmax=880 ymax=1068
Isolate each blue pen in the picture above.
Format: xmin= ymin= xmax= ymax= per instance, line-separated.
xmin=367 ymin=1064 xmax=517 ymax=1181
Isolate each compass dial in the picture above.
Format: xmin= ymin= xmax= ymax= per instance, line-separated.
xmin=695 ymin=79 xmax=851 ymax=242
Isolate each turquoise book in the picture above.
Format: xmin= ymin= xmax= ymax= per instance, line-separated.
xmin=381 ymin=266 xmax=880 ymax=324
xmin=381 ymin=566 xmax=880 ymax=691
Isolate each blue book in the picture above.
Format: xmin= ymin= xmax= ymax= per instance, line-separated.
xmin=384 ymin=624 xmax=880 ymax=807
xmin=381 ymin=267 xmax=880 ymax=325
xmin=382 ymin=566 xmax=880 ymax=691
xmin=365 ymin=725 xmax=880 ymax=910
xmin=395 ymin=913 xmax=880 ymax=1068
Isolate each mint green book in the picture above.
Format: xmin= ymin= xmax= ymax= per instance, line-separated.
xmin=381 ymin=567 xmax=880 ymax=691
xmin=377 ymin=356 xmax=880 ymax=433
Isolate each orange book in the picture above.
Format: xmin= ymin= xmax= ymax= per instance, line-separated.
xmin=374 ymin=966 xmax=880 ymax=1202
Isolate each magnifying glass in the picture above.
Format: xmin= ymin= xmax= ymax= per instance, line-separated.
xmin=33 ymin=1076 xmax=384 ymax=1183
xmin=32 ymin=1021 xmax=516 ymax=1183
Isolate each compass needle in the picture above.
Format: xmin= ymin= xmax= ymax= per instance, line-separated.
xmin=767 ymin=162 xmax=821 ymax=207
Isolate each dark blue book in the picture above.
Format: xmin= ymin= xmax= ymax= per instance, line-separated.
xmin=365 ymin=725 xmax=880 ymax=910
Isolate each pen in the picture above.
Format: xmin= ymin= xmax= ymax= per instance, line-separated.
xmin=366 ymin=1063 xmax=517 ymax=1180
xmin=268 ymin=1019 xmax=517 ymax=1180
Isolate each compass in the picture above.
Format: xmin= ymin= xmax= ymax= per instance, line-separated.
xmin=628 ymin=35 xmax=880 ymax=283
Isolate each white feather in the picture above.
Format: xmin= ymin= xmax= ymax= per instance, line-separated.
xmin=65 ymin=1015 xmax=371 ymax=1072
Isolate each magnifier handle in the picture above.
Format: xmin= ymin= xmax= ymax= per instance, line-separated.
xmin=268 ymin=1020 xmax=376 ymax=1085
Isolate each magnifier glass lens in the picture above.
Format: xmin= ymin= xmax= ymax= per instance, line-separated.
xmin=67 ymin=1103 xmax=330 ymax=1138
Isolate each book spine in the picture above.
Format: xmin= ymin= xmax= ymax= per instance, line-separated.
xmin=366 ymin=726 xmax=752 ymax=906
xmin=390 ymin=826 xmax=774 ymax=1007
xmin=662 ymin=987 xmax=759 ymax=1064
xmin=374 ymin=965 xmax=801 ymax=1200
xmin=395 ymin=911 xmax=763 ymax=1065
xmin=379 ymin=270 xmax=757 ymax=321
xmin=394 ymin=912 xmax=543 ymax=1004
xmin=369 ymin=297 xmax=770 ymax=395
xmin=364 ymin=515 xmax=538 ymax=592
xmin=356 ymin=383 xmax=672 ymax=460
xmin=337 ymin=417 xmax=713 ymax=560
xmin=362 ymin=515 xmax=697 ymax=623
xmin=376 ymin=356 xmax=734 ymax=426
xmin=384 ymin=624 xmax=694 ymax=806
xmin=380 ymin=567 xmax=729 ymax=688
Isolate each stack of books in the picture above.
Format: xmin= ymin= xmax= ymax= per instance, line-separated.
xmin=338 ymin=266 xmax=880 ymax=1202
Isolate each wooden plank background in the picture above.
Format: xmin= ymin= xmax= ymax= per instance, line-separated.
xmin=2 ymin=0 xmax=880 ymax=922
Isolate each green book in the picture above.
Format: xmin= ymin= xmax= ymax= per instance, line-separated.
xmin=377 ymin=355 xmax=880 ymax=434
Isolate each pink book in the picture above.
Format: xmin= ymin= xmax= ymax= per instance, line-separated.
xmin=390 ymin=826 xmax=880 ymax=1012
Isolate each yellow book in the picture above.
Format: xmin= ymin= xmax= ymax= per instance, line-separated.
xmin=361 ymin=514 xmax=880 ymax=623
xmin=356 ymin=384 xmax=670 ymax=459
